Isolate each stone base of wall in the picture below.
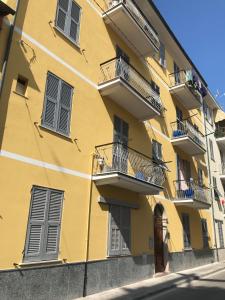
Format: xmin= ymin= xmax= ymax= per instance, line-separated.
xmin=0 ymin=255 xmax=155 ymax=300
xmin=1 ymin=249 xmax=224 ymax=300
xmin=168 ymin=248 xmax=215 ymax=273
xmin=217 ymin=248 xmax=225 ymax=262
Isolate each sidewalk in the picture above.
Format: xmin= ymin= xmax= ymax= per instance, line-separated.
xmin=76 ymin=261 xmax=225 ymax=300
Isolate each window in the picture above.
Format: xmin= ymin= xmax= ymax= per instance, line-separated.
xmin=201 ymin=219 xmax=209 ymax=248
xmin=152 ymin=140 xmax=162 ymax=162
xmin=42 ymin=72 xmax=73 ymax=136
xmin=109 ymin=205 xmax=131 ymax=256
xmin=217 ymin=220 xmax=224 ymax=248
xmin=213 ymin=176 xmax=219 ymax=201
xmin=56 ymin=0 xmax=81 ymax=45
xmin=24 ymin=186 xmax=64 ymax=262
xmin=203 ymin=102 xmax=213 ymax=124
xmin=209 ymin=139 xmax=215 ymax=161
xmin=15 ymin=75 xmax=28 ymax=97
xmin=182 ymin=213 xmax=191 ymax=249
xmin=159 ymin=42 xmax=166 ymax=68
xmin=151 ymin=80 xmax=160 ymax=95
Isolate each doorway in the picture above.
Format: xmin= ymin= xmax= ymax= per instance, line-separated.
xmin=154 ymin=204 xmax=165 ymax=273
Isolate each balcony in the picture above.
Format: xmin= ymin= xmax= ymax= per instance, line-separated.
xmin=169 ymin=70 xmax=204 ymax=110
xmin=0 ymin=0 xmax=15 ymax=16
xmin=98 ymin=58 xmax=163 ymax=120
xmin=102 ymin=0 xmax=160 ymax=56
xmin=92 ymin=142 xmax=165 ymax=195
xmin=173 ymin=180 xmax=211 ymax=209
xmin=171 ymin=120 xmax=206 ymax=155
xmin=220 ymin=163 xmax=225 ymax=184
xmin=215 ymin=126 xmax=225 ymax=149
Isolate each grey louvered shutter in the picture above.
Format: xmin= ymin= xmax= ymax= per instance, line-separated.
xmin=109 ymin=205 xmax=121 ymax=256
xmin=57 ymin=81 xmax=73 ymax=135
xmin=56 ymin=0 xmax=69 ymax=32
xmin=42 ymin=73 xmax=60 ymax=130
xmin=69 ymin=1 xmax=81 ymax=43
xmin=44 ymin=190 xmax=63 ymax=260
xmin=24 ymin=188 xmax=48 ymax=262
xmin=121 ymin=207 xmax=130 ymax=255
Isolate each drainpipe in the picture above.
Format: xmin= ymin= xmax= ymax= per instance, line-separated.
xmin=0 ymin=0 xmax=20 ymax=96
xmin=203 ymin=105 xmax=219 ymax=262
xmin=83 ymin=153 xmax=95 ymax=297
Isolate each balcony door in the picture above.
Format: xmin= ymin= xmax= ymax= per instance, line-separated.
xmin=177 ymin=155 xmax=191 ymax=191
xmin=174 ymin=62 xmax=180 ymax=85
xmin=113 ymin=116 xmax=129 ymax=173
xmin=116 ymin=46 xmax=130 ymax=81
xmin=154 ymin=204 xmax=165 ymax=273
xmin=176 ymin=106 xmax=183 ymax=131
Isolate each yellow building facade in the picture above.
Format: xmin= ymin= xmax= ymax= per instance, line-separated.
xmin=0 ymin=0 xmax=223 ymax=299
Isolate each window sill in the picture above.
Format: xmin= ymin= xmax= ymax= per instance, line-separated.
xmin=18 ymin=259 xmax=63 ymax=269
xmin=13 ymin=91 xmax=29 ymax=99
xmin=54 ymin=25 xmax=80 ymax=51
xmin=39 ymin=124 xmax=74 ymax=142
xmin=106 ymin=254 xmax=131 ymax=258
xmin=183 ymin=247 xmax=193 ymax=252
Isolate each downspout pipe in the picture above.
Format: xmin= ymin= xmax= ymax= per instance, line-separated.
xmin=0 ymin=0 xmax=20 ymax=96
xmin=203 ymin=104 xmax=219 ymax=262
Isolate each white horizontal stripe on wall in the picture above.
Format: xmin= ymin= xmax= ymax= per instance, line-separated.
xmin=0 ymin=150 xmax=91 ymax=179
xmin=14 ymin=27 xmax=98 ymax=90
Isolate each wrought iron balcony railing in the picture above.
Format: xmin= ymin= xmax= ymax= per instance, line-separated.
xmin=105 ymin=0 xmax=160 ymax=50
xmin=171 ymin=120 xmax=205 ymax=149
xmin=93 ymin=142 xmax=165 ymax=188
xmin=169 ymin=70 xmax=203 ymax=104
xmin=100 ymin=57 xmax=163 ymax=113
xmin=215 ymin=126 xmax=225 ymax=139
xmin=174 ymin=180 xmax=211 ymax=205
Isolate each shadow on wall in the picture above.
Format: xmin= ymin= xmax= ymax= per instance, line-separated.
xmin=0 ymin=0 xmax=40 ymax=148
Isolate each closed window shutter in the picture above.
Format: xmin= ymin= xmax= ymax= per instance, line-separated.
xmin=182 ymin=214 xmax=191 ymax=248
xmin=24 ymin=188 xmax=48 ymax=262
xmin=121 ymin=207 xmax=130 ymax=255
xmin=69 ymin=1 xmax=81 ymax=43
xmin=56 ymin=0 xmax=69 ymax=32
xmin=44 ymin=190 xmax=63 ymax=260
xmin=109 ymin=205 xmax=121 ymax=256
xmin=57 ymin=81 xmax=73 ymax=135
xmin=42 ymin=74 xmax=60 ymax=129
xmin=24 ymin=187 xmax=64 ymax=262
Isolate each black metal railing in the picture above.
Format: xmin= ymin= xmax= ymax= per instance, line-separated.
xmin=171 ymin=119 xmax=205 ymax=150
xmin=174 ymin=180 xmax=211 ymax=205
xmin=169 ymin=70 xmax=203 ymax=104
xmin=105 ymin=0 xmax=160 ymax=50
xmin=93 ymin=142 xmax=165 ymax=187
xmin=215 ymin=126 xmax=225 ymax=138
xmin=99 ymin=57 xmax=163 ymax=113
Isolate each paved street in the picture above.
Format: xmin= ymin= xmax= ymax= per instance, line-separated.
xmin=146 ymin=268 xmax=225 ymax=300
xmin=79 ymin=263 xmax=225 ymax=300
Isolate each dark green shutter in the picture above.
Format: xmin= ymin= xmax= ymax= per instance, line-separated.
xmin=56 ymin=0 xmax=69 ymax=32
xmin=109 ymin=205 xmax=131 ymax=256
xmin=182 ymin=213 xmax=191 ymax=249
xmin=24 ymin=187 xmax=64 ymax=262
xmin=121 ymin=207 xmax=130 ymax=255
xmin=109 ymin=205 xmax=121 ymax=256
xmin=24 ymin=188 xmax=48 ymax=262
xmin=42 ymin=74 xmax=60 ymax=129
xmin=69 ymin=1 xmax=81 ymax=42
xmin=44 ymin=190 xmax=63 ymax=260
xmin=42 ymin=72 xmax=73 ymax=136
xmin=57 ymin=81 xmax=73 ymax=135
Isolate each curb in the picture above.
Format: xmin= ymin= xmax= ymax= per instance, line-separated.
xmin=135 ymin=263 xmax=225 ymax=300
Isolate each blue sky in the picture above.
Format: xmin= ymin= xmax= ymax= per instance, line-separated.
xmin=153 ymin=0 xmax=225 ymax=109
